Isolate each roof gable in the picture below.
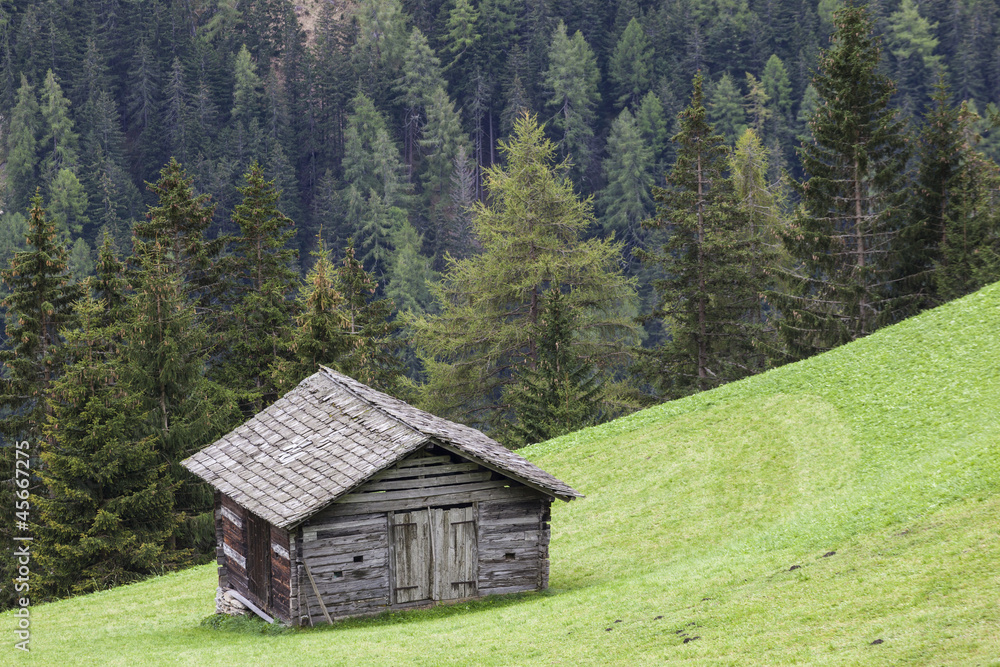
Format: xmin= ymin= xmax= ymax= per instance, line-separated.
xmin=182 ymin=367 xmax=581 ymax=528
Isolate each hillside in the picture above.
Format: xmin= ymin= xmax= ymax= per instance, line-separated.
xmin=7 ymin=283 xmax=1000 ymax=665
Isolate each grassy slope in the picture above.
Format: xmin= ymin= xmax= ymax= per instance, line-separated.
xmin=8 ymin=284 xmax=1000 ymax=665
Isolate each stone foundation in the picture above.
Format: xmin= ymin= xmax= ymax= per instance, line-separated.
xmin=215 ymin=587 xmax=248 ymax=616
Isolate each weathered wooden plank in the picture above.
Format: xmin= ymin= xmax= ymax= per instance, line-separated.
xmin=478 ymin=583 xmax=537 ymax=596
xmin=304 ymin=551 xmax=389 ymax=570
xmin=373 ymin=462 xmax=480 ymax=481
xmin=339 ymin=480 xmax=509 ymax=504
xmin=322 ymin=486 xmax=537 ymax=517
xmin=302 ymin=562 xmax=333 ymax=624
xmin=308 ymin=585 xmax=391 ymax=605
xmin=396 ymin=455 xmax=451 ymax=468
xmin=360 ymin=471 xmax=493 ymax=493
xmin=303 ymin=529 xmax=387 ymax=550
xmin=391 ymin=510 xmax=432 ymax=604
xmin=309 ymin=566 xmax=389 ymax=586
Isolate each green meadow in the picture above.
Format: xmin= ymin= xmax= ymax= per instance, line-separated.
xmin=7 ymin=283 xmax=1000 ymax=665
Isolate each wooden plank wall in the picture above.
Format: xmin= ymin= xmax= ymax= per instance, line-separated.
xmin=298 ymin=512 xmax=391 ymax=625
xmin=319 ymin=449 xmax=539 ymax=518
xmin=290 ymin=448 xmax=556 ymax=623
xmin=214 ymin=493 xmax=227 ymax=590
xmin=220 ymin=493 xmax=250 ymax=601
xmin=477 ymin=497 xmax=551 ymax=596
xmin=269 ymin=525 xmax=291 ymax=621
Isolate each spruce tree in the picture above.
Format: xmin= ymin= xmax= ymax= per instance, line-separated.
xmin=35 ymin=255 xmax=175 ymax=597
xmin=774 ymin=1 xmax=909 ymax=359
xmin=907 ymin=83 xmax=1000 ymax=305
xmin=276 ymin=238 xmax=349 ymax=389
xmin=333 ymin=240 xmax=405 ymax=395
xmin=0 ymin=195 xmax=80 ymax=609
xmin=216 ymin=161 xmax=299 ymax=414
xmin=641 ymin=74 xmax=769 ymax=396
xmin=120 ymin=243 xmax=238 ymax=554
xmin=504 ymin=288 xmax=600 ymax=447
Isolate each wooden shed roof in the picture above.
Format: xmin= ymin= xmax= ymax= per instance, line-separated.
xmin=182 ymin=367 xmax=581 ymax=529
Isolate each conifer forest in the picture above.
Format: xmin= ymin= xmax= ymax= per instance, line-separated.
xmin=0 ymin=0 xmax=999 ymax=605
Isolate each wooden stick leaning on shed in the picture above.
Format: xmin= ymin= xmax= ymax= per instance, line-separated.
xmin=302 ymin=562 xmax=334 ymax=625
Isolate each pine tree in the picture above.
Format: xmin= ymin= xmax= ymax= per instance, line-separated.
xmin=5 ymin=76 xmax=41 ymax=214
xmin=0 ymin=194 xmax=80 ymax=609
xmin=276 ymin=237 xmax=349 ymax=389
xmin=333 ymin=240 xmax=405 ymax=395
xmin=543 ymin=22 xmax=601 ymax=185
xmin=39 ymin=70 xmax=80 ymax=186
xmin=504 ymin=288 xmax=600 ymax=447
xmin=907 ymin=83 xmax=1000 ymax=305
xmin=774 ymin=1 xmax=910 ymax=359
xmin=419 ymin=86 xmax=469 ymax=250
xmin=134 ymin=159 xmax=224 ymax=310
xmin=641 ymin=74 xmax=768 ymax=396
xmin=598 ymin=108 xmax=654 ymax=261
xmin=608 ymin=17 xmax=653 ymax=108
xmin=443 ymin=0 xmax=480 ymax=71
xmin=35 ymin=259 xmax=176 ymax=597
xmin=708 ymin=73 xmax=747 ymax=145
xmin=396 ymin=28 xmax=446 ymax=175
xmin=119 ymin=244 xmax=238 ymax=555
xmin=216 ymin=161 xmax=299 ymax=414
xmin=410 ymin=114 xmax=639 ymax=435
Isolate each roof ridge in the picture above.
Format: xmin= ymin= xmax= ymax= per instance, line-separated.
xmin=318 ymin=365 xmax=426 ymax=438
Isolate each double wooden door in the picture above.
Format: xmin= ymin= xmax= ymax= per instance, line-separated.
xmin=391 ymin=506 xmax=477 ymax=604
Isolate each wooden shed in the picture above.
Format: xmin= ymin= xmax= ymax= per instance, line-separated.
xmin=181 ymin=367 xmax=581 ymax=625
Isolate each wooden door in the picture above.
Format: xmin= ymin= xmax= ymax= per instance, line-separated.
xmin=246 ymin=512 xmax=271 ymax=606
xmin=432 ymin=506 xmax=478 ymax=601
xmin=391 ymin=510 xmax=432 ymax=603
xmin=391 ymin=506 xmax=478 ymax=604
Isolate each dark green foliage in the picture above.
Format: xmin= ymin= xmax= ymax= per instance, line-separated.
xmin=906 ymin=83 xmax=1000 ymax=306
xmin=276 ymin=238 xmax=348 ymax=389
xmin=773 ymin=2 xmax=910 ymax=360
xmin=504 ymin=288 xmax=600 ymax=448
xmin=641 ymin=74 xmax=772 ymax=397
xmin=332 ymin=241 xmax=406 ymax=396
xmin=35 ymin=286 xmax=176 ymax=598
xmin=0 ymin=194 xmax=80 ymax=609
xmin=216 ymin=161 xmax=299 ymax=414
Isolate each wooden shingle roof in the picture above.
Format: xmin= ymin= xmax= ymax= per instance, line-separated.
xmin=182 ymin=367 xmax=581 ymax=528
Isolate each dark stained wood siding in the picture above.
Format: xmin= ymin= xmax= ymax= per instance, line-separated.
xmin=220 ymin=493 xmax=249 ymax=601
xmin=269 ymin=526 xmax=291 ymax=621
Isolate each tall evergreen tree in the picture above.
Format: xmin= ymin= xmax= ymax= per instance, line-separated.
xmin=5 ymin=76 xmax=41 ymax=214
xmin=216 ymin=161 xmax=299 ymax=414
xmin=410 ymin=114 xmax=639 ymax=436
xmin=773 ymin=1 xmax=909 ymax=359
xmin=333 ymin=240 xmax=405 ymax=395
xmin=907 ymin=83 xmax=1000 ymax=306
xmin=543 ymin=21 xmax=601 ymax=185
xmin=608 ymin=17 xmax=653 ymax=108
xmin=641 ymin=74 xmax=769 ymax=396
xmin=0 ymin=195 xmax=80 ymax=609
xmin=503 ymin=287 xmax=600 ymax=447
xmin=35 ymin=247 xmax=176 ymax=598
xmin=598 ymin=108 xmax=654 ymax=262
